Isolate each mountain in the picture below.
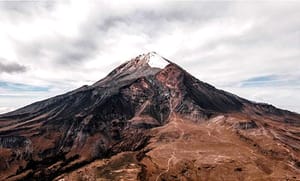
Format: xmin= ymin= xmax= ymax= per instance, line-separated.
xmin=0 ymin=52 xmax=299 ymax=181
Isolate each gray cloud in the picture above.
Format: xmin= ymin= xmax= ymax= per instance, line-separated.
xmin=0 ymin=60 xmax=27 ymax=74
xmin=8 ymin=1 xmax=234 ymax=67
xmin=0 ymin=1 xmax=56 ymax=17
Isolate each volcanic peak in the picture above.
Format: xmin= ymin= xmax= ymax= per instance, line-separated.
xmin=93 ymin=52 xmax=171 ymax=86
xmin=0 ymin=52 xmax=300 ymax=181
xmin=139 ymin=51 xmax=170 ymax=69
xmin=120 ymin=51 xmax=170 ymax=71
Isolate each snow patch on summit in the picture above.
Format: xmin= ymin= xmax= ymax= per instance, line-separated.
xmin=147 ymin=52 xmax=169 ymax=69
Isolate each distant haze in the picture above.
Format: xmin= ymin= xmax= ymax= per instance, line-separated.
xmin=0 ymin=1 xmax=299 ymax=113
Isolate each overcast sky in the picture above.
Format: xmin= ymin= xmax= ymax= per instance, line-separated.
xmin=0 ymin=0 xmax=299 ymax=114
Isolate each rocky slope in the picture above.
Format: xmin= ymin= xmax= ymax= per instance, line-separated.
xmin=0 ymin=52 xmax=299 ymax=181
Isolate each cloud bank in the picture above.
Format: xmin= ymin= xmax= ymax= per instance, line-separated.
xmin=0 ymin=0 xmax=299 ymax=113
xmin=0 ymin=61 xmax=26 ymax=73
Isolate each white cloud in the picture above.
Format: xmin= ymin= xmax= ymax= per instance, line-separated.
xmin=0 ymin=1 xmax=299 ymax=113
xmin=0 ymin=107 xmax=14 ymax=114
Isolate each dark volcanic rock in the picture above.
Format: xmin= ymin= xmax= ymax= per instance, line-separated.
xmin=236 ymin=120 xmax=258 ymax=130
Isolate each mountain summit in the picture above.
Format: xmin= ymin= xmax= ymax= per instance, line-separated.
xmin=93 ymin=52 xmax=170 ymax=87
xmin=0 ymin=53 xmax=299 ymax=181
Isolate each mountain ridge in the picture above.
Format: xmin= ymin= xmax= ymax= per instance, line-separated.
xmin=2 ymin=52 xmax=298 ymax=118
